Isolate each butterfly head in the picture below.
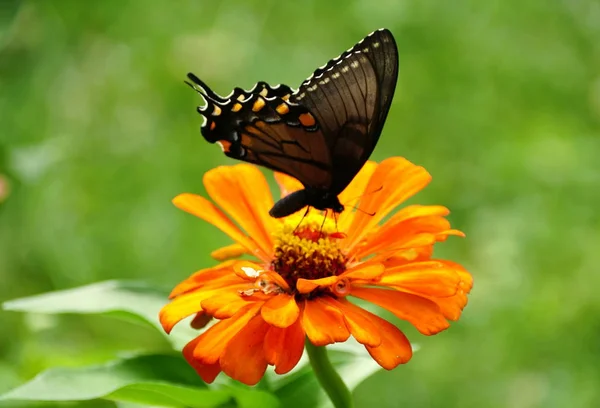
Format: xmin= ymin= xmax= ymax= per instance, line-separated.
xmin=306 ymin=188 xmax=344 ymax=214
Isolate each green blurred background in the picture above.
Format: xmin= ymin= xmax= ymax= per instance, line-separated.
xmin=1 ymin=0 xmax=599 ymax=407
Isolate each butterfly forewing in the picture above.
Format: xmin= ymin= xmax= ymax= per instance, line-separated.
xmin=290 ymin=29 xmax=398 ymax=193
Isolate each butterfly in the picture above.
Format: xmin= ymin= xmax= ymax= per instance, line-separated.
xmin=186 ymin=28 xmax=398 ymax=218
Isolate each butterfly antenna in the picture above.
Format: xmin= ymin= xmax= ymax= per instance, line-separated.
xmin=341 ymin=185 xmax=383 ymax=217
xmin=349 ymin=204 xmax=376 ymax=217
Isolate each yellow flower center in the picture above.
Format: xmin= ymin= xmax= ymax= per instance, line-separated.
xmin=270 ymin=212 xmax=347 ymax=293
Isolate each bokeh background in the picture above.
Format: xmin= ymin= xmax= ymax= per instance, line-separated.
xmin=1 ymin=0 xmax=600 ymax=407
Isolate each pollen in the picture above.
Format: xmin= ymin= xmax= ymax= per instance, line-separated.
xmin=270 ymin=212 xmax=347 ymax=293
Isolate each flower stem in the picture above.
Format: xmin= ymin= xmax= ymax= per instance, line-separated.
xmin=305 ymin=339 xmax=354 ymax=408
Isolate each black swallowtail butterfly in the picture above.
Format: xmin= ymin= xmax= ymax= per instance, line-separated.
xmin=187 ymin=28 xmax=399 ymax=218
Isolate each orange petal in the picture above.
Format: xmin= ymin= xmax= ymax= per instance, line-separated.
xmin=356 ymin=206 xmax=452 ymax=258
xmin=203 ymin=165 xmax=276 ymax=258
xmin=261 ymin=294 xmax=300 ymax=328
xmin=173 ymin=194 xmax=270 ymax=262
xmin=364 ymin=311 xmax=413 ymax=370
xmin=169 ymin=261 xmax=241 ymax=298
xmin=351 ymin=287 xmax=450 ymax=335
xmin=264 ymin=318 xmax=305 ymax=374
xmin=255 ymin=270 xmax=292 ymax=293
xmin=211 ymin=243 xmax=248 ymax=261
xmin=232 ymin=261 xmax=265 ymax=281
xmin=193 ymin=302 xmax=262 ymax=364
xmin=182 ymin=337 xmax=221 ymax=383
xmin=274 ymin=172 xmax=303 ymax=197
xmin=337 ymin=161 xmax=378 ymax=231
xmin=323 ymin=297 xmax=382 ymax=347
xmin=296 ymin=276 xmax=339 ymax=294
xmin=160 ymin=284 xmax=247 ymax=334
xmin=428 ymin=292 xmax=469 ymax=321
xmin=220 ymin=315 xmax=270 ymax=386
xmin=383 ymin=246 xmax=434 ymax=266
xmin=364 ymin=233 xmax=438 ymax=265
xmin=424 ymin=260 xmax=473 ymax=320
xmin=378 ymin=261 xmax=462 ymax=297
xmin=345 ymin=157 xmax=432 ymax=254
xmin=201 ymin=291 xmax=260 ymax=319
xmin=302 ymin=298 xmax=350 ymax=346
xmin=342 ymin=263 xmax=385 ymax=281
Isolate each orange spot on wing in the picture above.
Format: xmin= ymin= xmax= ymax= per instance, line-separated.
xmin=252 ymin=98 xmax=266 ymax=112
xmin=232 ymin=103 xmax=242 ymax=112
xmin=299 ymin=112 xmax=316 ymax=127
xmin=217 ymin=140 xmax=232 ymax=152
xmin=276 ymin=103 xmax=289 ymax=115
xmin=282 ymin=94 xmax=290 ymax=101
xmin=210 ymin=122 xmax=216 ymax=130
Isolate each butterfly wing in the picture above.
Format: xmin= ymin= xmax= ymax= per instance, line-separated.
xmin=290 ymin=28 xmax=398 ymax=194
xmin=187 ymin=28 xmax=398 ymax=195
xmin=187 ymin=74 xmax=333 ymax=189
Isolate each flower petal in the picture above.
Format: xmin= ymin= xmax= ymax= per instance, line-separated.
xmin=302 ymin=298 xmax=350 ymax=346
xmin=274 ymin=172 xmax=303 ymax=198
xmin=169 ymin=261 xmax=241 ymax=298
xmin=356 ymin=205 xmax=452 ymax=258
xmin=261 ymin=294 xmax=300 ymax=328
xmin=211 ymin=243 xmax=248 ymax=261
xmin=337 ymin=161 xmax=378 ymax=231
xmin=220 ymin=315 xmax=270 ymax=386
xmin=232 ymin=261 xmax=265 ymax=281
xmin=378 ymin=261 xmax=462 ymax=297
xmin=160 ymin=283 xmax=247 ymax=334
xmin=351 ymin=287 xmax=450 ymax=335
xmin=323 ymin=297 xmax=382 ymax=347
xmin=203 ymin=165 xmax=276 ymax=258
xmin=345 ymin=157 xmax=432 ymax=254
xmin=342 ymin=263 xmax=385 ymax=281
xmin=193 ymin=302 xmax=262 ymax=364
xmin=182 ymin=337 xmax=221 ymax=383
xmin=173 ymin=194 xmax=270 ymax=262
xmin=364 ymin=311 xmax=413 ymax=370
xmin=264 ymin=318 xmax=305 ymax=374
xmin=424 ymin=260 xmax=473 ymax=320
xmin=296 ymin=276 xmax=339 ymax=294
xmin=201 ymin=291 xmax=260 ymax=319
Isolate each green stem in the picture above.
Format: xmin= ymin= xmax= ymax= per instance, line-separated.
xmin=305 ymin=339 xmax=354 ymax=408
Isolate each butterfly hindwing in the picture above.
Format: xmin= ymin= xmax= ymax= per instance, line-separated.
xmin=187 ymin=74 xmax=334 ymax=189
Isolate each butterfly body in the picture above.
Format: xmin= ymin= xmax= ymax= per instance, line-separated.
xmin=187 ymin=29 xmax=399 ymax=218
xmin=269 ymin=188 xmax=344 ymax=218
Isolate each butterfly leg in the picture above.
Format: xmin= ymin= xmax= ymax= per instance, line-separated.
xmin=293 ymin=206 xmax=311 ymax=233
xmin=318 ymin=210 xmax=328 ymax=239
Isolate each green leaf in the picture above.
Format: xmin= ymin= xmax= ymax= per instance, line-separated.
xmin=0 ymin=353 xmax=278 ymax=407
xmin=2 ymin=280 xmax=197 ymax=348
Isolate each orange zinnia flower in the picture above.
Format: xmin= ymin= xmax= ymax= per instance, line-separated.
xmin=160 ymin=157 xmax=473 ymax=386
